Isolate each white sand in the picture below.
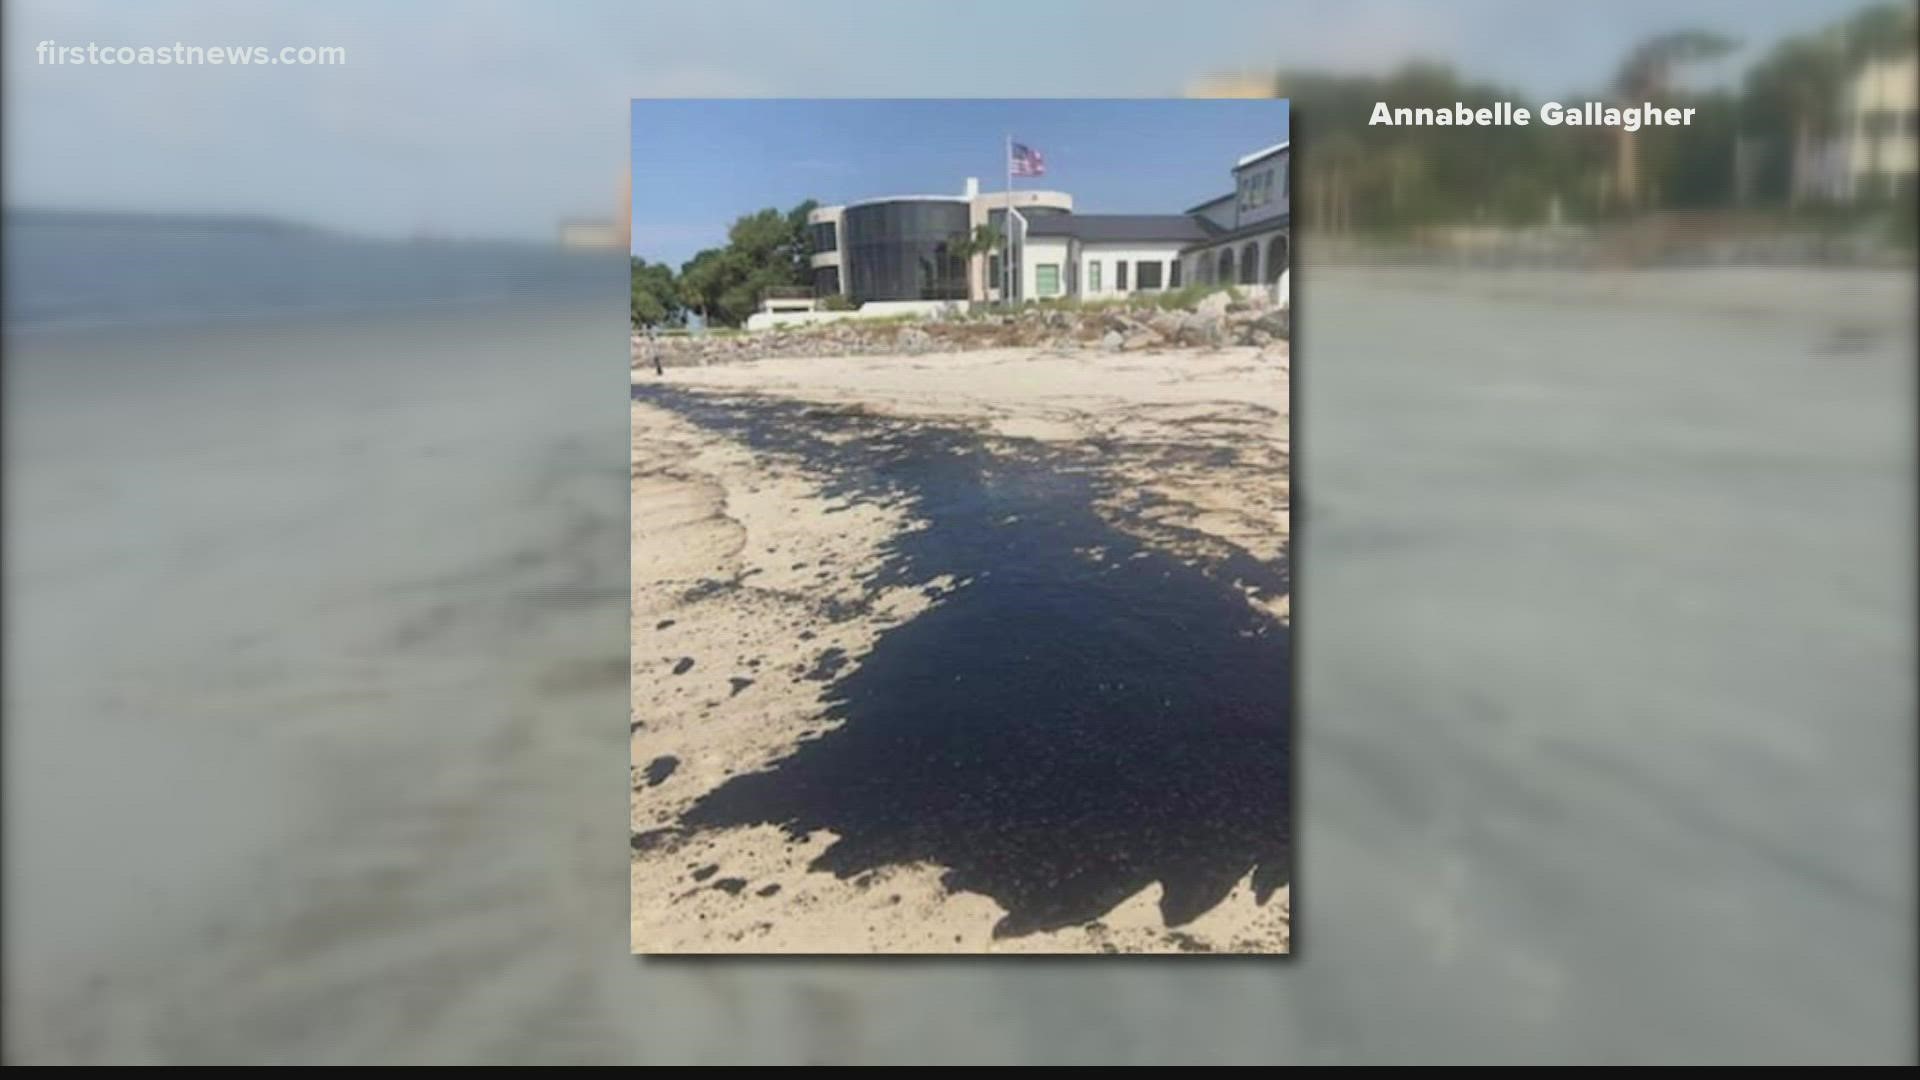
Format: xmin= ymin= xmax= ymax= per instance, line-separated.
xmin=632 ymin=346 xmax=1290 ymax=954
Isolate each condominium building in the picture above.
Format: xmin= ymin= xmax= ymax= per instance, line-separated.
xmin=1840 ymin=52 xmax=1918 ymax=201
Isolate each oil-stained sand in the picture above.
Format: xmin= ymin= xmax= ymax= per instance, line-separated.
xmin=632 ymin=347 xmax=1290 ymax=953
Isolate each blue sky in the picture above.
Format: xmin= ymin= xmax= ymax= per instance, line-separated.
xmin=630 ymin=100 xmax=1289 ymax=265
xmin=7 ymin=1 xmax=1884 ymax=241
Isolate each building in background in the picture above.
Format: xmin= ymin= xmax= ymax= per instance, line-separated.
xmin=1020 ymin=214 xmax=1210 ymax=300
xmin=558 ymin=218 xmax=624 ymax=249
xmin=806 ymin=180 xmax=1074 ymax=304
xmin=1184 ymin=73 xmax=1283 ymax=99
xmin=805 ymin=141 xmax=1288 ymax=306
xmin=1840 ymin=52 xmax=1918 ymax=201
xmin=1181 ymin=141 xmax=1290 ymax=288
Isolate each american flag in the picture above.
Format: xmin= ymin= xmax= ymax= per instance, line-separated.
xmin=1009 ymin=141 xmax=1045 ymax=177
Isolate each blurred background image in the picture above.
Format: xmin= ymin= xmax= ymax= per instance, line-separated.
xmin=4 ymin=0 xmax=1913 ymax=1065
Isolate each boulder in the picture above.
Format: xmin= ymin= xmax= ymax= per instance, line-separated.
xmin=1250 ymin=309 xmax=1289 ymax=340
xmin=1195 ymin=290 xmax=1233 ymax=319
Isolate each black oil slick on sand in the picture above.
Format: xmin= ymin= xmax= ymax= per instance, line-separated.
xmin=634 ymin=384 xmax=1290 ymax=942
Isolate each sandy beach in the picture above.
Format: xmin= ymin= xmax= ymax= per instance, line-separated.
xmin=631 ymin=345 xmax=1291 ymax=953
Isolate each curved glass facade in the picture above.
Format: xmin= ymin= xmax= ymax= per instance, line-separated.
xmin=843 ymin=200 xmax=969 ymax=302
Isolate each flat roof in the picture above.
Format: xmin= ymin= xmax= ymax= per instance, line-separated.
xmin=843 ymin=194 xmax=969 ymax=209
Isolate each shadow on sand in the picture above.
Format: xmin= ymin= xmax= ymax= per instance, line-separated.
xmin=635 ymin=385 xmax=1289 ymax=938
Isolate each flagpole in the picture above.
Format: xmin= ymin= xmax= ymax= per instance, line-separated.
xmin=1003 ymin=133 xmax=1012 ymax=305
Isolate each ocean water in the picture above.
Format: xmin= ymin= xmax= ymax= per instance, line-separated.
xmin=3 ymin=211 xmax=614 ymax=334
xmin=2 ymin=217 xmax=1913 ymax=1063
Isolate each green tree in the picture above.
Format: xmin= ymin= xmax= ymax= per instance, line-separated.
xmin=668 ymin=199 xmax=821 ymax=328
xmin=1745 ymin=30 xmax=1849 ymax=205
xmin=949 ymin=223 xmax=1002 ymax=261
xmin=1843 ymin=2 xmax=1918 ymax=63
xmin=629 ymin=256 xmax=680 ymax=328
xmin=784 ymin=199 xmax=821 ymax=282
xmin=947 ymin=223 xmax=1002 ymax=296
xmin=678 ymin=248 xmax=729 ymax=326
xmin=1611 ymin=31 xmax=1738 ymax=210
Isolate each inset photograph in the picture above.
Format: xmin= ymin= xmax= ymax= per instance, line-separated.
xmin=630 ymin=99 xmax=1290 ymax=954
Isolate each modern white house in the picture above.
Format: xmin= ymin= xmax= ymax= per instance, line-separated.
xmin=1180 ymin=141 xmax=1290 ymax=290
xmin=803 ymin=180 xmax=1075 ymax=305
xmin=802 ymin=141 xmax=1288 ymax=306
xmin=1016 ymin=213 xmax=1210 ymax=301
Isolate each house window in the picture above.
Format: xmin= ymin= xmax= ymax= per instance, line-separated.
xmin=1115 ymin=261 xmax=1129 ymax=291
xmin=1087 ymin=260 xmax=1102 ymax=293
xmin=1035 ymin=264 xmax=1061 ymax=297
xmin=1136 ymin=260 xmax=1163 ymax=290
xmin=1170 ymin=259 xmax=1182 ymax=288
xmin=988 ymin=254 xmax=1001 ymax=289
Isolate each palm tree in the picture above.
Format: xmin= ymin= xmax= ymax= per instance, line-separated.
xmin=1611 ymin=30 xmax=1737 ymax=211
xmin=948 ymin=223 xmax=1003 ymax=298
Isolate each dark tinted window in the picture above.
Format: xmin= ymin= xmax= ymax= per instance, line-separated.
xmin=1115 ymin=261 xmax=1128 ymax=290
xmin=812 ymin=266 xmax=840 ymax=296
xmin=1170 ymin=259 xmax=1182 ymax=287
xmin=843 ymin=200 xmax=970 ymax=302
xmin=807 ymin=221 xmax=838 ymax=254
xmin=1137 ymin=261 xmax=1162 ymax=290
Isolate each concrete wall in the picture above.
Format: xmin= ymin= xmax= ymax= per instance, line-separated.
xmin=1184 ymin=226 xmax=1288 ymax=287
xmin=1233 ymin=148 xmax=1289 ymax=230
xmin=1020 ymin=236 xmax=1072 ymax=300
xmin=1077 ymin=242 xmax=1190 ymax=297
xmin=970 ymin=189 xmax=1072 ymax=301
xmin=806 ymin=205 xmax=848 ymax=295
xmin=743 ymin=299 xmax=968 ymax=332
